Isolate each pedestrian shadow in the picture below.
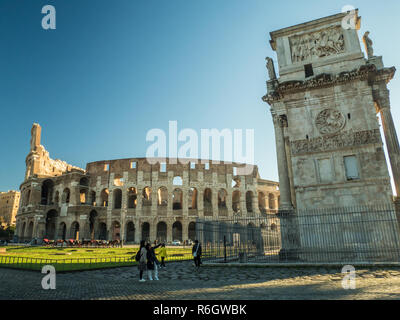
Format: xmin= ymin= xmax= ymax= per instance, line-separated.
xmin=77 ymin=278 xmax=388 ymax=300
xmin=3 ymin=261 xmax=399 ymax=300
xmin=66 ymin=262 xmax=398 ymax=300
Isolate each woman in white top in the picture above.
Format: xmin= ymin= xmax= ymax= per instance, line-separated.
xmin=138 ymin=240 xmax=147 ymax=282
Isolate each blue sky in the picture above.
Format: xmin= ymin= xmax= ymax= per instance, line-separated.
xmin=1 ymin=0 xmax=399 ymax=191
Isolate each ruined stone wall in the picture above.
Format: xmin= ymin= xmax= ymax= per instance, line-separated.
xmin=24 ymin=123 xmax=84 ymax=181
xmin=16 ymin=157 xmax=280 ymax=243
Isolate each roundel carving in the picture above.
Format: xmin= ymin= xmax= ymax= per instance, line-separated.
xmin=315 ymin=109 xmax=346 ymax=135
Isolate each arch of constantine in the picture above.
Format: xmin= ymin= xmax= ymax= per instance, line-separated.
xmin=15 ymin=124 xmax=280 ymax=243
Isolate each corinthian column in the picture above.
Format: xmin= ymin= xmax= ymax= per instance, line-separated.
xmin=377 ymin=94 xmax=400 ymax=197
xmin=272 ymin=113 xmax=293 ymax=210
xmin=272 ymin=113 xmax=299 ymax=261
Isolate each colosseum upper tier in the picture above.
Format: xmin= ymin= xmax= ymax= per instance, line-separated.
xmin=15 ymin=124 xmax=280 ymax=244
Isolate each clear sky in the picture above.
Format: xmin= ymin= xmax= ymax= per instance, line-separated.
xmin=1 ymin=0 xmax=399 ymax=191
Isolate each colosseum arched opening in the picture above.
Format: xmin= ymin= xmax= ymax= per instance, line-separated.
xmin=41 ymin=179 xmax=54 ymax=205
xmin=98 ymin=222 xmax=107 ymax=240
xmin=89 ymin=210 xmax=97 ymax=240
xmin=173 ymin=176 xmax=183 ymax=186
xmin=113 ymin=174 xmax=124 ymax=187
xmin=79 ymin=177 xmax=89 ymax=186
xmin=21 ymin=222 xmax=26 ymax=241
xmin=23 ymin=189 xmax=31 ymax=207
xmin=127 ymin=187 xmax=137 ymax=209
xmin=27 ymin=222 xmax=33 ymax=240
xmin=79 ymin=189 xmax=87 ymax=204
xmin=172 ymin=221 xmax=183 ymax=242
xmin=188 ymin=222 xmax=196 ymax=241
xmin=246 ymin=191 xmax=254 ymax=213
xmin=126 ymin=222 xmax=135 ymax=242
xmin=172 ymin=188 xmax=183 ymax=210
xmin=45 ymin=209 xmax=57 ymax=240
xmin=62 ymin=188 xmax=71 ymax=204
xmin=188 ymin=188 xmax=197 ymax=211
xmin=157 ymin=221 xmax=167 ymax=242
xmin=247 ymin=222 xmax=256 ymax=242
xmin=89 ymin=191 xmax=96 ymax=206
xmin=269 ymin=193 xmax=276 ymax=210
xmin=100 ymin=189 xmax=109 ymax=207
xmin=157 ymin=187 xmax=168 ymax=207
xmin=232 ymin=190 xmax=241 ymax=213
xmin=79 ymin=177 xmax=89 ymax=204
xmin=258 ymin=192 xmax=267 ymax=214
xmin=113 ymin=189 xmax=122 ymax=209
xmin=58 ymin=222 xmax=67 ymax=240
xmin=142 ymin=187 xmax=152 ymax=215
xmin=70 ymin=221 xmax=80 ymax=240
xmin=142 ymin=222 xmax=150 ymax=242
xmin=111 ymin=221 xmax=120 ymax=241
xmin=218 ymin=189 xmax=228 ymax=217
xmin=54 ymin=191 xmax=60 ymax=205
xmin=204 ymin=188 xmax=212 ymax=216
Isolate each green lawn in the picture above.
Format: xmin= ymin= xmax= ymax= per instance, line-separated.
xmin=0 ymin=246 xmax=193 ymax=272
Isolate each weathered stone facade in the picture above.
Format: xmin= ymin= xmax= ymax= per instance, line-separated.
xmin=15 ymin=124 xmax=280 ymax=243
xmin=0 ymin=191 xmax=20 ymax=227
xmin=263 ymin=11 xmax=399 ymax=210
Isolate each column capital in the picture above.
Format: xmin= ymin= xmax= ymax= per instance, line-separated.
xmin=373 ymin=87 xmax=391 ymax=112
xmin=272 ymin=113 xmax=288 ymax=128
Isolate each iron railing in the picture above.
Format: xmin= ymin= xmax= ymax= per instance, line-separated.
xmin=196 ymin=203 xmax=400 ymax=264
xmin=0 ymin=248 xmax=193 ymax=272
xmin=0 ymin=255 xmax=135 ymax=272
xmin=0 ymin=254 xmax=193 ymax=272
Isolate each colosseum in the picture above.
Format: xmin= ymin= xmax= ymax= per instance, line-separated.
xmin=15 ymin=123 xmax=280 ymax=244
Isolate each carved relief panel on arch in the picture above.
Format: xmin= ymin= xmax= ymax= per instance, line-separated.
xmin=290 ymin=27 xmax=345 ymax=63
xmin=315 ymin=109 xmax=346 ymax=135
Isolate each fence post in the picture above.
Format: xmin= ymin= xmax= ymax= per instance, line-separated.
xmin=224 ymin=236 xmax=227 ymax=263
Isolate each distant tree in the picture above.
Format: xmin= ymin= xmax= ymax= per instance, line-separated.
xmin=7 ymin=225 xmax=15 ymax=238
xmin=0 ymin=226 xmax=7 ymax=239
xmin=0 ymin=225 xmax=14 ymax=240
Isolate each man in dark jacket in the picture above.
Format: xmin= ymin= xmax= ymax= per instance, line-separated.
xmin=147 ymin=242 xmax=162 ymax=280
xmin=192 ymin=240 xmax=202 ymax=269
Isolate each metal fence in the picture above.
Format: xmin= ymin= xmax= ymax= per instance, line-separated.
xmin=0 ymin=248 xmax=193 ymax=272
xmin=196 ymin=204 xmax=400 ymax=264
xmin=0 ymin=255 xmax=136 ymax=272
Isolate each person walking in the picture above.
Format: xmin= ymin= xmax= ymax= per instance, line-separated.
xmin=159 ymin=243 xmax=167 ymax=269
xmin=192 ymin=240 xmax=202 ymax=269
xmin=137 ymin=240 xmax=147 ymax=282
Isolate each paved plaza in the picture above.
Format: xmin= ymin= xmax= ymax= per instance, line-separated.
xmin=1 ymin=261 xmax=400 ymax=300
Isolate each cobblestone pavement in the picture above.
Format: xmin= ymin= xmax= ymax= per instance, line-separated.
xmin=1 ymin=261 xmax=400 ymax=300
